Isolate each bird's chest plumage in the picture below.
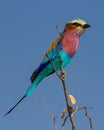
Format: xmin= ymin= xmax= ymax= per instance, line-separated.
xmin=62 ymin=31 xmax=80 ymax=57
xmin=41 ymin=30 xmax=80 ymax=74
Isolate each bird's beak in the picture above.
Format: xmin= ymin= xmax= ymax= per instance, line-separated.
xmin=83 ymin=24 xmax=91 ymax=28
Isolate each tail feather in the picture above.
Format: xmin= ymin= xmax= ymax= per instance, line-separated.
xmin=4 ymin=76 xmax=42 ymax=116
xmin=30 ymin=60 xmax=50 ymax=83
xmin=4 ymin=95 xmax=26 ymax=116
xmin=4 ymin=75 xmax=44 ymax=116
xmin=5 ymin=62 xmax=49 ymax=116
xmin=26 ymin=75 xmax=44 ymax=96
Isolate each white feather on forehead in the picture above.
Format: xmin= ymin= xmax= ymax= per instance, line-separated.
xmin=69 ymin=19 xmax=87 ymax=25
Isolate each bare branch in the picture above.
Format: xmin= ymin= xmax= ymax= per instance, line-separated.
xmin=62 ymin=116 xmax=69 ymax=130
xmin=53 ymin=116 xmax=58 ymax=130
xmin=55 ymin=25 xmax=62 ymax=36
xmin=37 ymin=99 xmax=58 ymax=130
xmin=84 ymin=107 xmax=94 ymax=130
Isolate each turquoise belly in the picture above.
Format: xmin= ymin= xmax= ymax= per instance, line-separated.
xmin=60 ymin=50 xmax=72 ymax=68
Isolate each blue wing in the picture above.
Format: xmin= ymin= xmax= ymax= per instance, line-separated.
xmin=30 ymin=36 xmax=63 ymax=83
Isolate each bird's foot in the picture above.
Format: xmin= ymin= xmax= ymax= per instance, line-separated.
xmin=60 ymin=70 xmax=66 ymax=80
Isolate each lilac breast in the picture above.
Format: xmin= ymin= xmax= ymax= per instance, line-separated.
xmin=62 ymin=30 xmax=80 ymax=57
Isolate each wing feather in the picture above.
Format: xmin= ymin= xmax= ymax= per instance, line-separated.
xmin=30 ymin=35 xmax=63 ymax=83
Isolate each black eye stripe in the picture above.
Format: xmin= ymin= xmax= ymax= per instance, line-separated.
xmin=72 ymin=22 xmax=82 ymax=27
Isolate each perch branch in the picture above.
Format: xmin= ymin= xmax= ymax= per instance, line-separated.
xmin=46 ymin=33 xmax=76 ymax=130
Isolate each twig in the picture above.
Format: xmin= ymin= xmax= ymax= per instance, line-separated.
xmin=53 ymin=116 xmax=58 ymax=130
xmin=62 ymin=116 xmax=69 ymax=130
xmin=72 ymin=106 xmax=93 ymax=116
xmin=37 ymin=99 xmax=58 ymax=130
xmin=73 ymin=106 xmax=94 ymax=130
xmin=55 ymin=25 xmax=62 ymax=36
xmin=62 ymin=105 xmax=94 ymax=130
xmin=84 ymin=107 xmax=94 ymax=130
xmin=71 ymin=105 xmax=94 ymax=130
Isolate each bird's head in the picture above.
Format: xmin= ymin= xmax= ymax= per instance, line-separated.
xmin=64 ymin=19 xmax=91 ymax=35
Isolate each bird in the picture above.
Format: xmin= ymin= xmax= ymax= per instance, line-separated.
xmin=4 ymin=18 xmax=91 ymax=116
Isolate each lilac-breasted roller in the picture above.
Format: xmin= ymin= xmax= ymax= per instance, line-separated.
xmin=5 ymin=19 xmax=91 ymax=116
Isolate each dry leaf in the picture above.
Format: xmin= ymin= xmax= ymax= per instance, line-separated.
xmin=68 ymin=94 xmax=76 ymax=105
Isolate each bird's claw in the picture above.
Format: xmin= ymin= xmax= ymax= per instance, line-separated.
xmin=60 ymin=70 xmax=66 ymax=80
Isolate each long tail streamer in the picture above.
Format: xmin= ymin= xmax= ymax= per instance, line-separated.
xmin=4 ymin=95 xmax=26 ymax=116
